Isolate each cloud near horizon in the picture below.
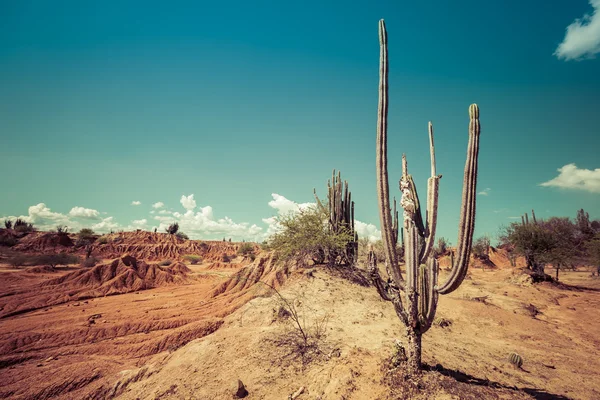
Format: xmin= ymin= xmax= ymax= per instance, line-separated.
xmin=131 ymin=201 xmax=141 ymax=206
xmin=152 ymin=202 xmax=165 ymax=209
xmin=540 ymin=163 xmax=600 ymax=193
xmin=1 ymin=193 xmax=383 ymax=242
xmin=554 ymin=0 xmax=600 ymax=60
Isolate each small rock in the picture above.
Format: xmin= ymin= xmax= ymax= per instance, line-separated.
xmin=73 ymin=302 xmax=80 ymax=306
xmin=233 ymin=379 xmax=248 ymax=398
xmin=102 ymin=320 xmax=107 ymax=323
xmin=45 ymin=357 xmax=53 ymax=362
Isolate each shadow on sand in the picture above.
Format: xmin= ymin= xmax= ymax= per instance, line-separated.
xmin=423 ymin=363 xmax=572 ymax=400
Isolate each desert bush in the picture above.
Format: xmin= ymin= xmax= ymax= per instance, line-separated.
xmin=14 ymin=219 xmax=34 ymax=233
xmin=7 ymin=253 xmax=80 ymax=268
xmin=237 ymin=243 xmax=254 ymax=257
xmin=4 ymin=220 xmax=13 ymax=229
xmin=267 ymin=283 xmax=330 ymax=365
xmin=159 ymin=259 xmax=172 ymax=266
xmin=435 ymin=237 xmax=450 ymax=256
xmin=56 ymin=225 xmax=69 ymax=234
xmin=472 ymin=236 xmax=490 ymax=260
xmin=266 ymin=206 xmax=354 ymax=266
xmin=96 ymin=235 xmax=109 ymax=245
xmin=78 ymin=228 xmax=95 ymax=240
xmin=585 ymin=233 xmax=600 ymax=275
xmin=81 ymin=256 xmax=99 ymax=268
xmin=183 ymin=254 xmax=202 ymax=265
xmin=176 ymin=231 xmax=189 ymax=240
xmin=222 ymin=254 xmax=231 ymax=263
xmin=166 ymin=223 xmax=179 ymax=235
xmin=0 ymin=235 xmax=17 ymax=247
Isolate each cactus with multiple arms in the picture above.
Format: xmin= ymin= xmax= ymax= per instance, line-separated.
xmin=314 ymin=170 xmax=358 ymax=265
xmin=369 ymin=19 xmax=481 ymax=374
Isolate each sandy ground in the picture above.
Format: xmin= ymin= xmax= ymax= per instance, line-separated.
xmin=1 ymin=251 xmax=599 ymax=399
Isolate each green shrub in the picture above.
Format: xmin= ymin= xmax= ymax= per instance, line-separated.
xmin=14 ymin=219 xmax=34 ymax=233
xmin=159 ymin=259 xmax=172 ymax=266
xmin=183 ymin=254 xmax=202 ymax=264
xmin=0 ymin=235 xmax=17 ymax=247
xmin=472 ymin=236 xmax=490 ymax=260
xmin=4 ymin=220 xmax=13 ymax=229
xmin=7 ymin=253 xmax=80 ymax=268
xmin=97 ymin=235 xmax=109 ymax=245
xmin=176 ymin=231 xmax=189 ymax=240
xmin=166 ymin=223 xmax=179 ymax=235
xmin=237 ymin=243 xmax=254 ymax=256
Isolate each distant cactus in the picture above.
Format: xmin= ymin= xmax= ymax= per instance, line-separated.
xmin=508 ymin=352 xmax=523 ymax=369
xmin=314 ymin=169 xmax=358 ymax=265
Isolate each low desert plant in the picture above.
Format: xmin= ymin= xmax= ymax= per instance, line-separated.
xmin=56 ymin=225 xmax=69 ymax=234
xmin=96 ymin=235 xmax=109 ymax=245
xmin=222 ymin=254 xmax=231 ymax=263
xmin=159 ymin=259 xmax=172 ymax=266
xmin=14 ymin=219 xmax=34 ymax=233
xmin=4 ymin=220 xmax=13 ymax=229
xmin=435 ymin=237 xmax=450 ymax=256
xmin=81 ymin=256 xmax=100 ymax=268
xmin=472 ymin=236 xmax=491 ymax=260
xmin=237 ymin=243 xmax=254 ymax=257
xmin=166 ymin=223 xmax=179 ymax=235
xmin=176 ymin=231 xmax=189 ymax=240
xmin=8 ymin=253 xmax=80 ymax=268
xmin=183 ymin=254 xmax=202 ymax=264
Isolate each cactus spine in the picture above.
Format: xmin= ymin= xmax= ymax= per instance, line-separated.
xmin=314 ymin=170 xmax=358 ymax=265
xmin=369 ymin=19 xmax=481 ymax=374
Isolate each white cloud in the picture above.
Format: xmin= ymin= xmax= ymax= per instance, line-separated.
xmin=158 ymin=210 xmax=172 ymax=215
xmin=131 ymin=201 xmax=141 ymax=206
xmin=132 ymin=219 xmax=147 ymax=226
xmin=478 ymin=188 xmax=491 ymax=196
xmin=180 ymin=194 xmax=197 ymax=211
xmin=68 ymin=206 xmax=100 ymax=219
xmin=91 ymin=217 xmax=121 ymax=233
xmin=554 ymin=0 xmax=600 ymax=60
xmin=540 ymin=163 xmax=600 ymax=193
xmin=354 ymin=220 xmax=381 ymax=242
xmin=152 ymin=202 xmax=165 ymax=209
xmin=268 ymin=193 xmax=314 ymax=215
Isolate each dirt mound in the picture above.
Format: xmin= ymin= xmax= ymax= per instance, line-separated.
xmin=0 ymin=256 xmax=191 ymax=319
xmin=92 ymin=231 xmax=257 ymax=263
xmin=209 ymin=252 xmax=288 ymax=298
xmin=13 ymin=232 xmax=74 ymax=252
xmin=25 ymin=265 xmax=57 ymax=273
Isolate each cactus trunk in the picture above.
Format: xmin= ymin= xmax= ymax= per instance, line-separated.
xmin=369 ymin=19 xmax=481 ymax=374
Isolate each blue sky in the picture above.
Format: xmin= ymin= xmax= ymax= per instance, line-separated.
xmin=1 ymin=0 xmax=599 ymax=243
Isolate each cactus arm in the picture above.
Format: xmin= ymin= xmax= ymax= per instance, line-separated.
xmin=437 ymin=104 xmax=481 ymax=295
xmin=367 ymin=248 xmax=408 ymax=324
xmin=376 ymin=19 xmax=404 ymax=289
xmin=419 ymin=257 xmax=439 ymax=334
xmin=419 ymin=122 xmax=441 ymax=264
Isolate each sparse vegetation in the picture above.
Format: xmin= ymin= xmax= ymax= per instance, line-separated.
xmin=237 ymin=243 xmax=254 ymax=257
xmin=81 ymin=256 xmax=100 ymax=268
xmin=159 ymin=259 xmax=172 ymax=266
xmin=166 ymin=223 xmax=179 ymax=235
xmin=472 ymin=236 xmax=490 ymax=260
xmin=4 ymin=220 xmax=13 ymax=229
xmin=13 ymin=218 xmax=34 ymax=233
xmin=7 ymin=253 xmax=81 ymax=268
xmin=176 ymin=231 xmax=189 ymax=240
xmin=266 ymin=205 xmax=354 ymax=266
xmin=434 ymin=237 xmax=450 ymax=257
xmin=183 ymin=255 xmax=202 ymax=265
xmin=56 ymin=225 xmax=69 ymax=234
xmin=97 ymin=235 xmax=109 ymax=245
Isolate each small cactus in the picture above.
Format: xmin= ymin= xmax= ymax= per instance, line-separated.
xmin=508 ymin=352 xmax=523 ymax=369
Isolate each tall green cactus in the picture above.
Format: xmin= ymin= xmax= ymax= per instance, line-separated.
xmin=314 ymin=170 xmax=358 ymax=265
xmin=369 ymin=19 xmax=481 ymax=374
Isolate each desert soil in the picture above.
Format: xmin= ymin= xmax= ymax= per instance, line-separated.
xmin=1 ymin=236 xmax=599 ymax=400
